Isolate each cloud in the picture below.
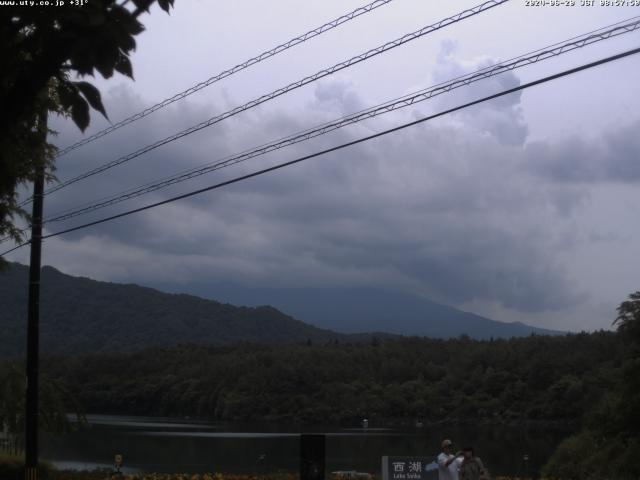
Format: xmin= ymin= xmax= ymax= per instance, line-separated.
xmin=524 ymin=118 xmax=640 ymax=182
xmin=430 ymin=40 xmax=528 ymax=147
xmin=35 ymin=68 xmax=598 ymax=316
xmin=312 ymin=76 xmax=365 ymax=115
xmin=25 ymin=38 xmax=640 ymax=326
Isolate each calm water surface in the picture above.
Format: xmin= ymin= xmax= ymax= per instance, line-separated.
xmin=41 ymin=415 xmax=569 ymax=477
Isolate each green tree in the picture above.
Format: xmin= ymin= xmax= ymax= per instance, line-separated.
xmin=543 ymin=291 xmax=640 ymax=480
xmin=0 ymin=363 xmax=85 ymax=453
xmin=0 ymin=0 xmax=175 ymax=260
xmin=614 ymin=291 xmax=640 ymax=343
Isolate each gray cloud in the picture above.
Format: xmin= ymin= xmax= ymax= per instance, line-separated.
xmin=524 ymin=119 xmax=640 ymax=182
xmin=15 ymin=35 xmax=635 ymax=330
xmin=430 ymin=40 xmax=528 ymax=147
xmin=38 ymin=76 xmax=592 ymax=315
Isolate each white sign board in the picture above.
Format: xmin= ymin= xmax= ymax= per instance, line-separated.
xmin=382 ymin=456 xmax=438 ymax=480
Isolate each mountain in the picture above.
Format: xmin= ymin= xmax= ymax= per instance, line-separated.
xmin=154 ymin=283 xmax=563 ymax=339
xmin=0 ymin=263 xmax=346 ymax=359
xmin=0 ymin=263 xmax=561 ymax=359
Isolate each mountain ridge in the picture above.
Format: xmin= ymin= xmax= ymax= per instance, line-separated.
xmin=0 ymin=263 xmax=347 ymax=359
xmin=0 ymin=263 xmax=561 ymax=359
xmin=157 ymin=282 xmax=562 ymax=339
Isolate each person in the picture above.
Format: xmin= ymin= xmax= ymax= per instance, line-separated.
xmin=458 ymin=446 xmax=489 ymax=480
xmin=437 ymin=439 xmax=462 ymax=480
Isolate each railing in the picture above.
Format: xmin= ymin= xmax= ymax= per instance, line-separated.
xmin=0 ymin=435 xmax=24 ymax=456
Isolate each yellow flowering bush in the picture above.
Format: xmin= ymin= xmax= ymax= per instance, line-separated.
xmin=85 ymin=474 xmax=300 ymax=480
xmin=47 ymin=471 xmax=563 ymax=480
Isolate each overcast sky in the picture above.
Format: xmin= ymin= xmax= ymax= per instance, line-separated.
xmin=9 ymin=0 xmax=640 ymax=331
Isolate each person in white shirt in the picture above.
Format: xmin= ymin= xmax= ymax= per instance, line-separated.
xmin=437 ymin=439 xmax=463 ymax=480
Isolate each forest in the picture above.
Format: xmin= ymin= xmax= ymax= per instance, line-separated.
xmin=42 ymin=332 xmax=622 ymax=425
xmin=3 ymin=293 xmax=639 ymax=479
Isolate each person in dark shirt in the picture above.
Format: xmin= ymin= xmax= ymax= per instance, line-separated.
xmin=458 ymin=446 xmax=489 ymax=480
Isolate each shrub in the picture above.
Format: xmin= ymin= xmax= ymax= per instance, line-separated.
xmin=0 ymin=453 xmax=55 ymax=480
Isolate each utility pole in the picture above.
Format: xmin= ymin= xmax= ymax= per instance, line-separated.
xmin=25 ymin=110 xmax=47 ymax=480
xmin=300 ymin=434 xmax=325 ymax=480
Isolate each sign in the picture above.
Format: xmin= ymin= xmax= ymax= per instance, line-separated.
xmin=381 ymin=457 xmax=438 ymax=480
xmin=114 ymin=454 xmax=123 ymax=467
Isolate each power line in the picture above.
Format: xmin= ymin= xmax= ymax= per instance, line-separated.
xmin=41 ymin=17 xmax=640 ymax=225
xmin=35 ymin=0 xmax=509 ymax=200
xmin=5 ymin=15 xmax=640 ymax=243
xmin=0 ymin=231 xmax=27 ymax=244
xmin=3 ymin=45 xmax=638 ymax=257
xmin=54 ymin=0 xmax=396 ymax=159
xmin=0 ymin=242 xmax=29 ymax=257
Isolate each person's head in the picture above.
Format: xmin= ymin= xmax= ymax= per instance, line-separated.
xmin=441 ymin=439 xmax=453 ymax=453
xmin=463 ymin=446 xmax=474 ymax=459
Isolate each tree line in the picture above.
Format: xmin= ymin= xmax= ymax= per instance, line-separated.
xmin=2 ymin=292 xmax=639 ymax=479
xmin=41 ymin=331 xmax=624 ymax=426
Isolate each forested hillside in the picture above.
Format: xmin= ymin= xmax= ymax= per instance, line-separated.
xmin=1 ymin=263 xmax=560 ymax=359
xmin=542 ymin=292 xmax=640 ymax=480
xmin=43 ymin=331 xmax=623 ymax=425
xmin=0 ymin=263 xmax=345 ymax=358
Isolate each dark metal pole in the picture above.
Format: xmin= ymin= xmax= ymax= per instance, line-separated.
xmin=25 ymin=111 xmax=47 ymax=480
xmin=300 ymin=434 xmax=325 ymax=480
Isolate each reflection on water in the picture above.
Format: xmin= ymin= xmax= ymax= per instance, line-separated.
xmin=81 ymin=414 xmax=215 ymax=429
xmin=52 ymin=461 xmax=114 ymax=471
xmin=138 ymin=432 xmax=300 ymax=439
xmin=41 ymin=415 xmax=569 ymax=477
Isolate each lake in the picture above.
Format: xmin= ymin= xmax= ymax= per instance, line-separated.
xmin=41 ymin=415 xmax=570 ymax=477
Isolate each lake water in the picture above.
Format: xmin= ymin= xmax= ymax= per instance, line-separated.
xmin=41 ymin=415 xmax=570 ymax=477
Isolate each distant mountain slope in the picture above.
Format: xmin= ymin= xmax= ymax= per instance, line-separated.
xmin=0 ymin=263 xmax=344 ymax=359
xmin=0 ymin=263 xmax=561 ymax=359
xmin=165 ymin=284 xmax=562 ymax=339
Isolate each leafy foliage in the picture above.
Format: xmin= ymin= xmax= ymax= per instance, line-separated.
xmin=543 ymin=291 xmax=640 ymax=480
xmin=0 ymin=363 xmax=86 ymax=453
xmin=614 ymin=291 xmax=640 ymax=343
xmin=0 ymin=0 xmax=175 ymax=262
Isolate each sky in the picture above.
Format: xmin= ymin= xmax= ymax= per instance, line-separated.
xmin=8 ymin=0 xmax=640 ymax=331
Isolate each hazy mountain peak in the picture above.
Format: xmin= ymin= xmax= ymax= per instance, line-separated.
xmin=0 ymin=263 xmax=561 ymax=359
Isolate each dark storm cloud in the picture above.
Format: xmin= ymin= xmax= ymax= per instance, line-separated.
xmin=39 ymin=43 xmax=638 ymax=316
xmin=40 ymin=76 xmax=585 ymax=314
xmin=524 ymin=119 xmax=640 ymax=182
